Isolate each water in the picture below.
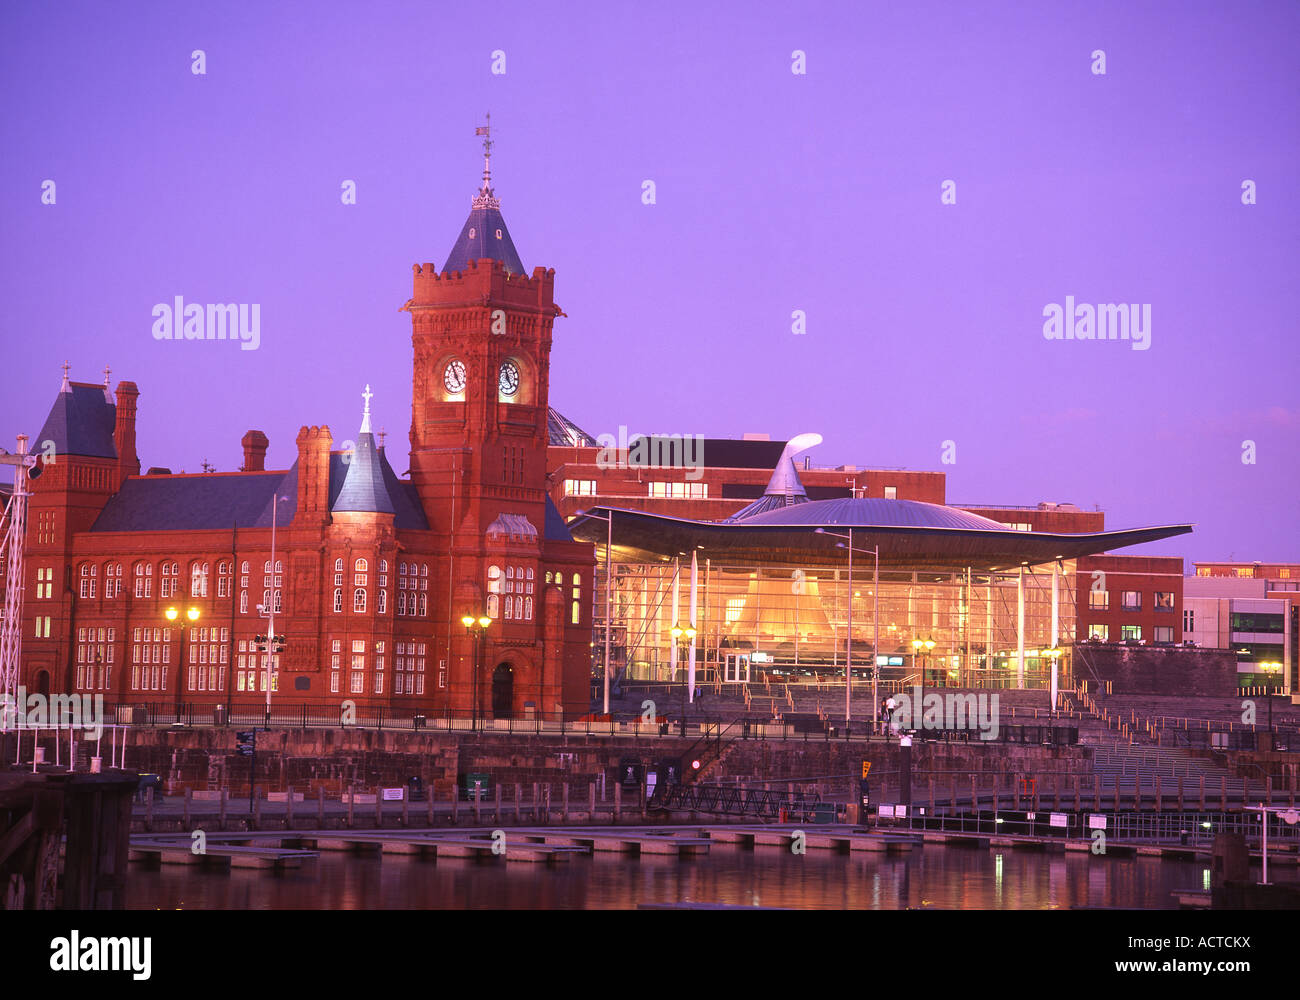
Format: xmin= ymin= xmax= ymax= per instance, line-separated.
xmin=124 ymin=842 xmax=1266 ymax=910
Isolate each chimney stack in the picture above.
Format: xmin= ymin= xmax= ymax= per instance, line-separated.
xmin=295 ymin=425 xmax=333 ymax=521
xmin=113 ymin=381 xmax=140 ymax=489
xmin=241 ymin=430 xmax=269 ymax=472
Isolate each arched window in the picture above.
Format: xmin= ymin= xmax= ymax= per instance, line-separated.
xmin=515 ymin=596 xmax=523 ymax=620
xmin=134 ymin=562 xmax=152 ymax=598
xmin=161 ymin=562 xmax=177 ymax=598
xmin=105 ymin=562 xmax=122 ymax=598
xmin=418 ymin=593 xmax=426 ymax=616
xmin=377 ymin=588 xmax=387 ymax=614
xmin=354 ymin=558 xmax=368 ymax=587
xmin=545 ymin=571 xmax=553 ymax=584
xmin=504 ymin=593 xmax=514 ymax=620
xmin=524 ymin=596 xmax=533 ymax=621
xmin=217 ymin=560 xmax=231 ymax=598
xmin=240 ymin=591 xmax=248 ymax=614
xmin=335 ymin=557 xmax=343 ymax=572
xmin=397 ymin=591 xmax=407 ymax=616
xmin=554 ymin=572 xmax=564 ymax=588
xmin=420 ymin=564 xmax=428 ymax=590
xmin=354 ymin=588 xmax=366 ymax=613
xmin=354 ymin=557 xmax=368 ymax=572
xmin=333 ymin=589 xmax=342 ymax=613
xmin=487 ymin=565 xmax=501 ymax=593
xmin=487 ymin=593 xmax=499 ymax=619
xmin=79 ymin=563 xmax=96 ymax=599
xmin=190 ymin=561 xmax=208 ymax=597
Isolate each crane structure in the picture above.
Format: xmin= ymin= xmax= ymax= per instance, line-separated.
xmin=0 ymin=434 xmax=35 ymax=731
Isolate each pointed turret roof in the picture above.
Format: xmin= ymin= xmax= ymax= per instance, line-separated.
xmin=442 ymin=114 xmax=525 ymax=276
xmin=35 ymin=364 xmax=118 ymax=460
xmin=332 ymin=385 xmax=396 ymax=515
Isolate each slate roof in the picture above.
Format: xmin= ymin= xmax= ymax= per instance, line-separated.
xmin=36 ymin=383 xmax=117 ymax=459
xmin=443 ymin=203 xmax=524 ymax=276
xmin=91 ymin=448 xmax=428 ymax=533
xmin=544 ymin=494 xmax=574 ymax=542
xmin=332 ymin=432 xmax=395 ymax=514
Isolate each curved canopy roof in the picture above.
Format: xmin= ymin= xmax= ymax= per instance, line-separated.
xmin=567 ymin=499 xmax=1192 ymax=574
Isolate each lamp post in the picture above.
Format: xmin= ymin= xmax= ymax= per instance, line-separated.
xmin=671 ymin=623 xmax=696 ymax=736
xmin=261 ymin=494 xmax=290 ymax=723
xmin=911 ymin=636 xmax=935 ymax=734
xmin=816 ymin=528 xmax=879 ymax=729
xmin=1261 ymin=661 xmax=1283 ymax=748
xmin=166 ymin=606 xmax=200 ymax=718
xmin=462 ymin=615 xmax=491 ymax=731
xmin=1045 ymin=646 xmax=1062 ymax=716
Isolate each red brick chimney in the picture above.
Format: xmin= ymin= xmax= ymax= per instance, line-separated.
xmin=241 ymin=430 xmax=269 ymax=472
xmin=295 ymin=425 xmax=332 ymax=521
xmin=113 ymin=381 xmax=139 ymax=489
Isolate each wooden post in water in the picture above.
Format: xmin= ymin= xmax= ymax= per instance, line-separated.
xmin=145 ymin=786 xmax=154 ymax=832
xmin=401 ymin=788 xmax=409 ymax=827
xmin=318 ymin=786 xmax=326 ymax=827
xmin=375 ymin=789 xmax=383 ymax=829
xmin=220 ymin=787 xmax=228 ymax=831
xmin=1134 ymin=773 xmax=1142 ymax=812
xmin=589 ymin=781 xmax=596 ymax=821
xmin=287 ymin=785 xmax=295 ymax=829
xmin=614 ymin=781 xmax=622 ymax=823
xmin=1220 ymin=776 xmax=1227 ymax=812
xmin=426 ymin=786 xmax=434 ymax=827
xmin=348 ymin=787 xmax=355 ymax=828
xmin=516 ymin=783 xmax=523 ymax=823
xmin=450 ymin=786 xmax=458 ymax=825
xmin=970 ymin=776 xmax=978 ymax=815
xmin=495 ymin=784 xmax=502 ymax=825
xmin=563 ymin=782 xmax=570 ymax=823
xmin=1053 ymin=775 xmax=1061 ymax=812
xmin=533 ymin=782 xmax=541 ymax=823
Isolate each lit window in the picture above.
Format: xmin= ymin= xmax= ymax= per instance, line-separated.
xmin=1121 ymin=591 xmax=1141 ymax=611
xmin=354 ymin=588 xmax=367 ymax=613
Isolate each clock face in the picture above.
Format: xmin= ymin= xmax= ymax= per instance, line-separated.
xmin=443 ymin=359 xmax=466 ymax=394
xmin=498 ymin=360 xmax=520 ymax=397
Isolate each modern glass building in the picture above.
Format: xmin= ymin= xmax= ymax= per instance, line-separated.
xmin=569 ymin=442 xmax=1192 ymax=694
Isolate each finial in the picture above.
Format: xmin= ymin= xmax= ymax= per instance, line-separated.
xmin=360 ymin=383 xmax=373 ymax=434
xmin=472 ymin=113 xmax=500 ymax=210
xmin=103 ymin=364 xmax=111 ymax=387
xmin=378 ymin=426 xmax=387 ymax=449
xmin=60 ymin=360 xmax=70 ymax=393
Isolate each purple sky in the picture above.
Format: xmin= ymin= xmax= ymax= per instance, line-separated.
xmin=2 ymin=1 xmax=1297 ymax=564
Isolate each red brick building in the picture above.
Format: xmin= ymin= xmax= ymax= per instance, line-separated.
xmin=13 ymin=142 xmax=594 ymax=720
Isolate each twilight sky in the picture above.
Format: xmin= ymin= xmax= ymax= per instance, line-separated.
xmin=2 ymin=0 xmax=1296 ymax=564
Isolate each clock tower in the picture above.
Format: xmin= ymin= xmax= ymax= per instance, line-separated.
xmin=403 ymin=120 xmax=591 ymax=719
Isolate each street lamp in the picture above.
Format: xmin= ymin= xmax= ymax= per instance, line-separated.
xmin=462 ymin=614 xmax=491 ymax=731
xmin=671 ymin=623 xmax=696 ymax=735
xmin=166 ymin=606 xmax=200 ymax=716
xmin=1260 ymin=661 xmax=1283 ymax=748
xmin=815 ymin=527 xmax=879 ymax=729
xmin=911 ymin=636 xmax=935 ymax=733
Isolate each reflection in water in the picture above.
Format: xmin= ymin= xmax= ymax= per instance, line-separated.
xmin=126 ymin=842 xmax=1278 ymax=910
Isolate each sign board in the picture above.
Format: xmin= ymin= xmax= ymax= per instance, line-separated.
xmin=1088 ymin=814 xmax=1107 ymax=830
xmin=895 ymin=805 xmax=908 ymax=819
xmin=861 ymin=760 xmax=872 ymax=779
xmin=1049 ymin=813 xmax=1068 ymax=828
xmin=878 ymin=805 xmax=895 ymax=818
xmin=1026 ymin=812 xmax=1036 ymax=821
xmin=382 ymin=787 xmax=405 ymax=801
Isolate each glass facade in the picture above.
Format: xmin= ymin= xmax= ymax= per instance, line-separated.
xmin=593 ymin=556 xmax=1077 ymax=690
